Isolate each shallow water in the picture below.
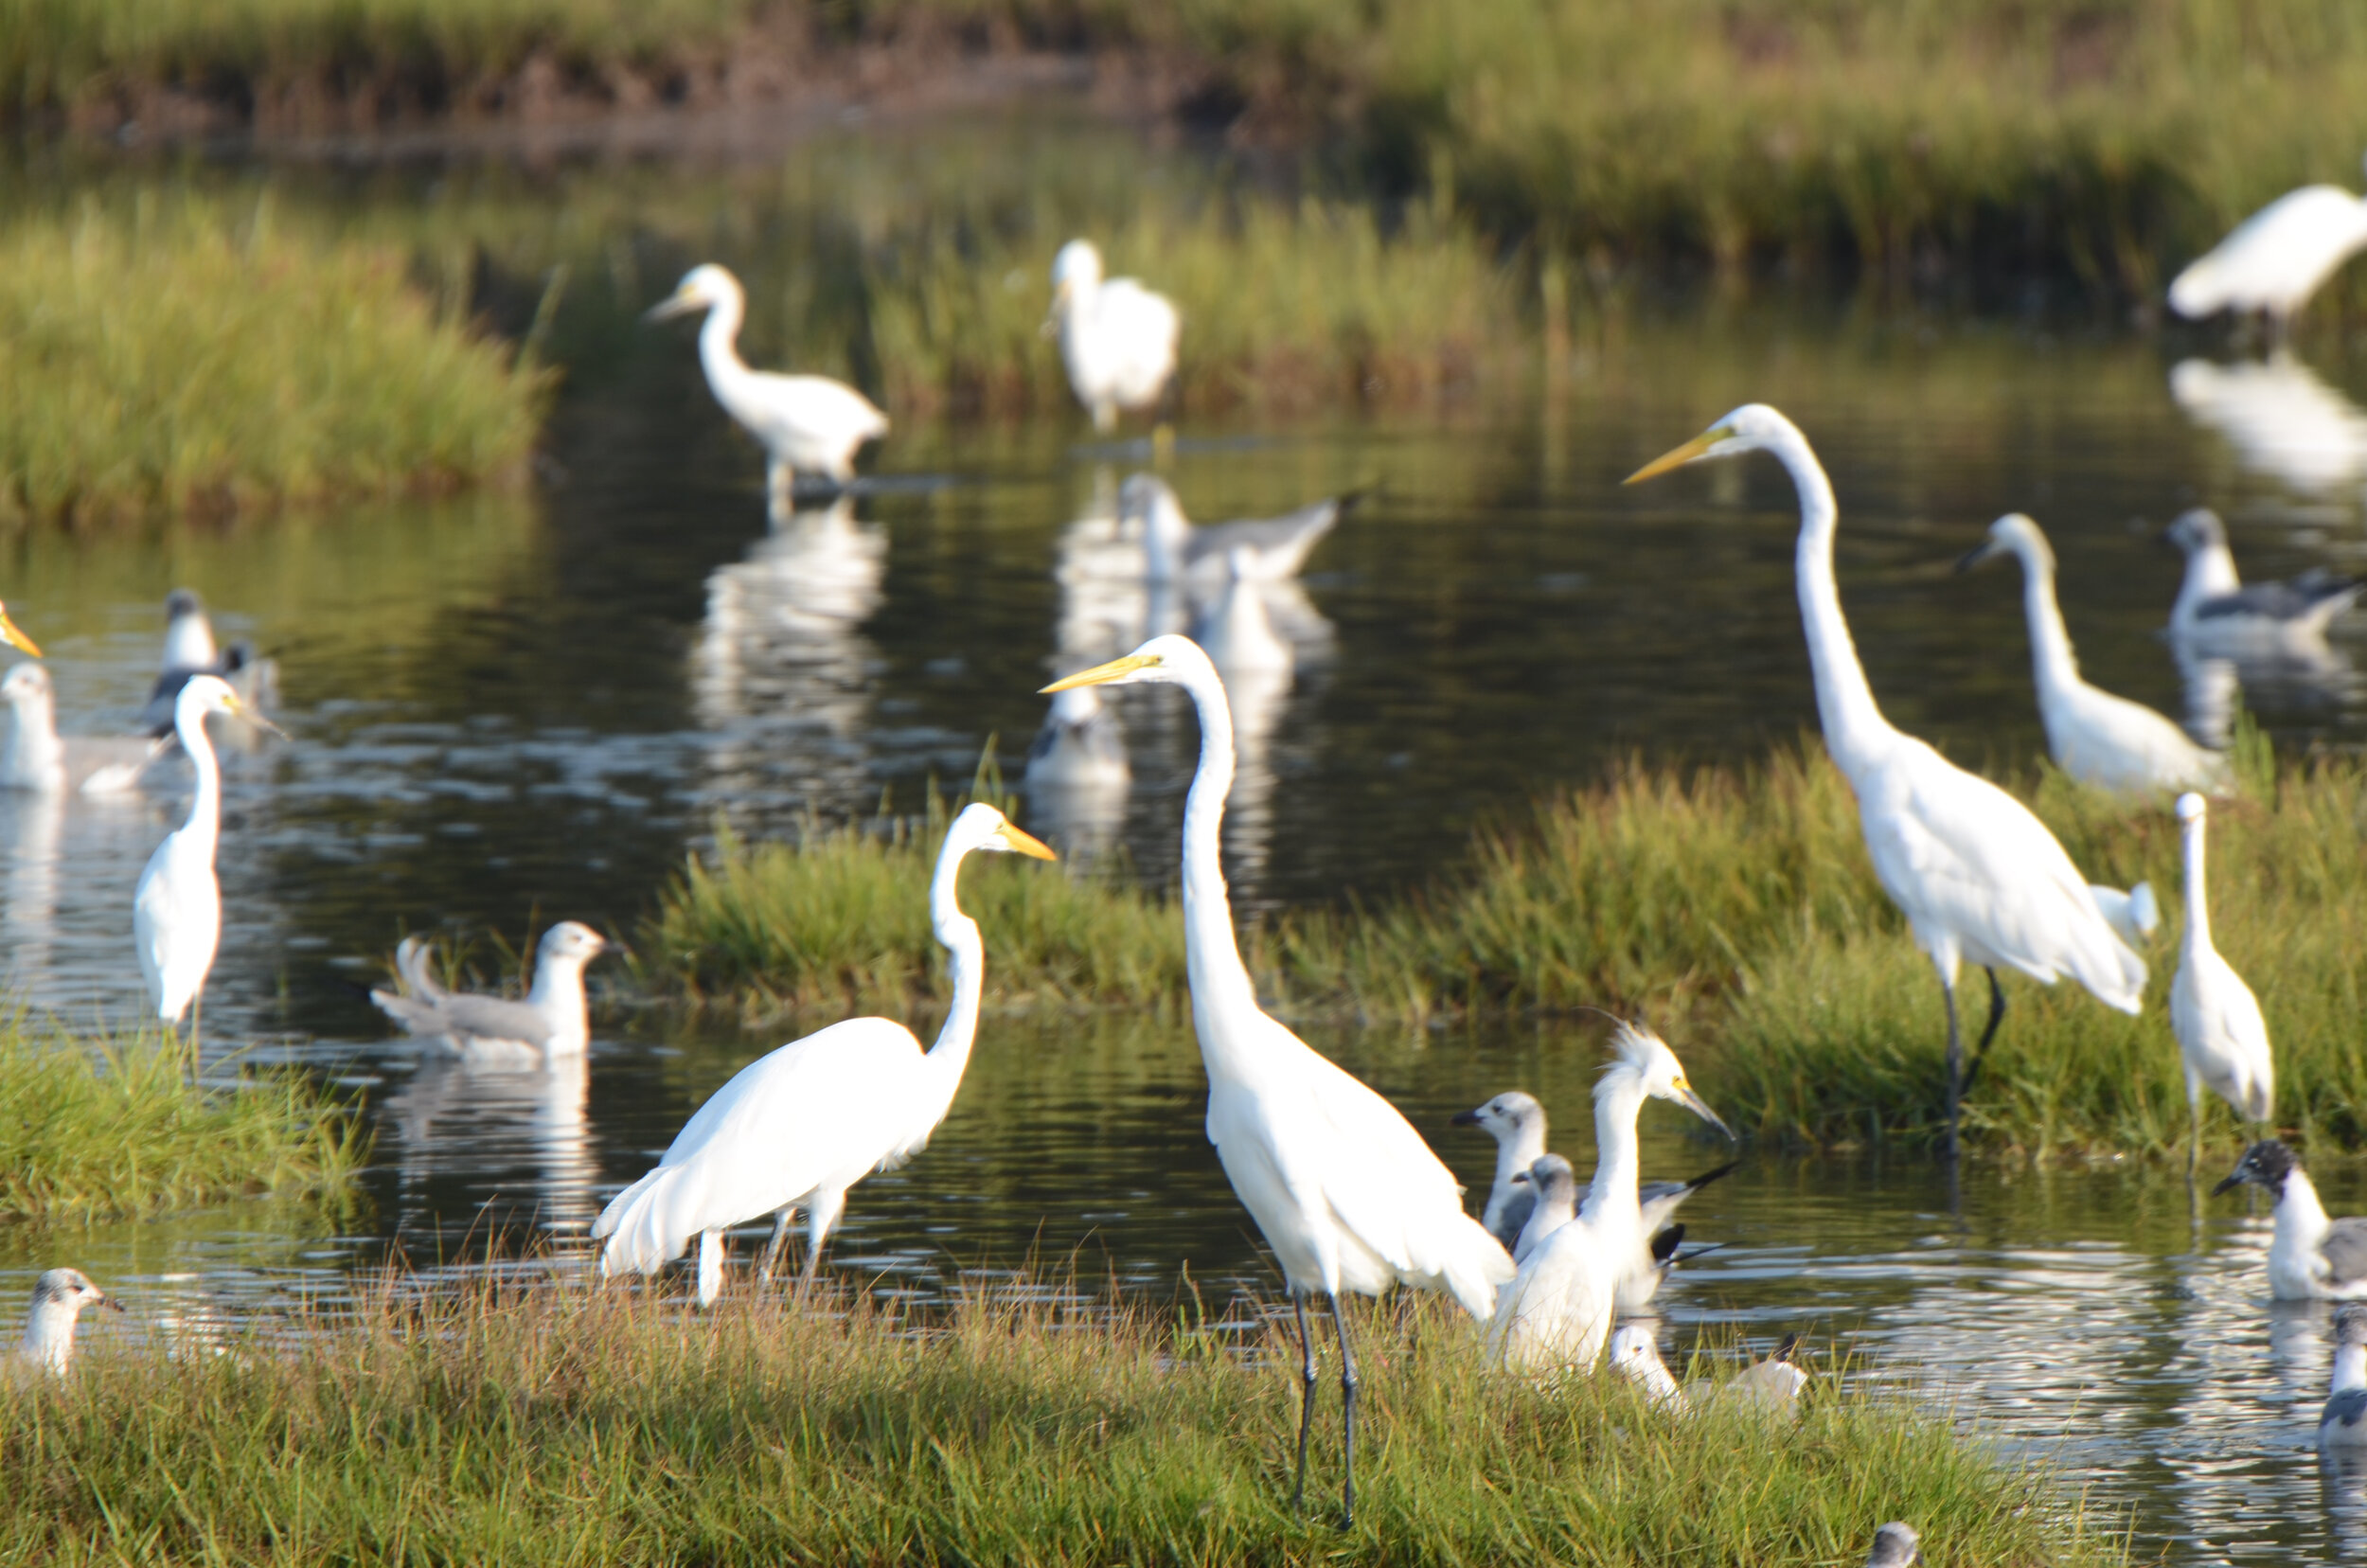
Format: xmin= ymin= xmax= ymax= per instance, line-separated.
xmin=9 ymin=118 xmax=2367 ymax=1563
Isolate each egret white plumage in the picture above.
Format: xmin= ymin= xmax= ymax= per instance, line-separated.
xmin=2169 ymin=793 xmax=2274 ymax=1172
xmin=1119 ymin=474 xmax=1345 ymax=588
xmin=371 ymin=922 xmax=614 ymax=1064
xmin=1575 ymin=1020 xmax=1734 ymax=1314
xmin=1489 ymin=1155 xmax=1620 ymax=1374
xmin=0 ymin=664 xmax=169 ymax=795
xmin=2163 ymin=508 xmax=2360 ymax=650
xmin=2322 ymin=1306 xmax=2367 ymax=1451
xmin=1452 ymin=1090 xmax=1547 ymax=1252
xmin=2214 ymin=1140 xmax=2367 ymax=1301
xmin=2091 ymin=882 xmax=2161 ymax=951
xmin=1957 ymin=514 xmax=2229 ymax=794
xmin=133 ymin=675 xmax=282 ymax=1027
xmin=647 ymin=264 xmax=888 ymax=505
xmin=1043 ymin=635 xmax=1512 ymax=1526
xmin=14 ymin=1268 xmax=121 ymax=1377
xmin=593 ymin=804 xmax=1054 ymax=1306
xmin=1628 ymin=406 xmax=2147 ymax=1155
xmin=2168 ymin=153 xmax=2367 ymax=339
xmin=1047 ymin=241 xmax=1179 ymax=435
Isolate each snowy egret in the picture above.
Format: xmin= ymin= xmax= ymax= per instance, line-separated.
xmin=594 ymin=804 xmax=1054 ymax=1306
xmin=1047 ymin=241 xmax=1180 ymax=435
xmin=1452 ymin=1090 xmax=1547 ymax=1252
xmin=1119 ymin=474 xmax=1345 ymax=587
xmin=2323 ymin=1306 xmax=2367 ymax=1451
xmin=133 ymin=675 xmax=282 ymax=1027
xmin=647 ymin=264 xmax=888 ymax=505
xmin=2168 ymin=153 xmax=2367 ymax=339
xmin=2169 ymin=793 xmax=2274 ymax=1172
xmin=15 ymin=1268 xmax=121 ymax=1376
xmin=1508 ymin=1152 xmax=1579 ymax=1264
xmin=2213 ymin=1140 xmax=2367 ymax=1300
xmin=371 ymin=922 xmax=614 ymax=1064
xmin=1575 ymin=1020 xmax=1733 ymax=1314
xmin=0 ymin=664 xmax=169 ymax=795
xmin=2163 ymin=508 xmax=2360 ymax=650
xmin=1957 ymin=515 xmax=2229 ymax=794
xmin=1866 ymin=1523 xmax=1925 ymax=1567
xmin=1628 ymin=406 xmax=2147 ymax=1155
xmin=1489 ymin=1157 xmax=1620 ymax=1374
xmin=1043 ymin=635 xmax=1512 ymax=1526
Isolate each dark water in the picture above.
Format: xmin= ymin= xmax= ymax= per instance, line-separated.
xmin=8 ymin=118 xmax=2367 ymax=1564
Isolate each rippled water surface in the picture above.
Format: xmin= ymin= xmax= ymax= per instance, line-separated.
xmin=10 ymin=119 xmax=2367 ymax=1564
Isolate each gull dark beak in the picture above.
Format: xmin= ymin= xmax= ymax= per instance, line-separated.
xmin=2210 ymin=1169 xmax=2249 ymax=1198
xmin=1450 ymin=1109 xmax=1482 ymax=1127
xmin=100 ymin=1293 xmax=125 ymax=1314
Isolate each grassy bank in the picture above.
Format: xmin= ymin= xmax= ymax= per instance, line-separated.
xmin=0 ymin=1024 xmax=362 ymax=1222
xmin=0 ymin=1269 xmax=2114 ymax=1566
xmin=0 ymin=199 xmax=550 ymax=524
xmin=646 ymin=738 xmax=2367 ymax=1157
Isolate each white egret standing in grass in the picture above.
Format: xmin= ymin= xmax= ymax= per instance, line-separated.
xmin=134 ymin=675 xmax=282 ymax=1028
xmin=646 ymin=264 xmax=888 ymax=507
xmin=1043 ymin=635 xmax=1512 ymax=1527
xmin=1628 ymin=406 xmax=2147 ymax=1155
xmin=1047 ymin=241 xmax=1179 ymax=437
xmin=1957 ymin=514 xmax=2229 ymax=794
xmin=371 ymin=922 xmax=614 ymax=1065
xmin=2168 ymin=792 xmax=2273 ymax=1174
xmin=593 ymin=804 xmax=1055 ymax=1306
xmin=2168 ymin=153 xmax=2367 ymax=341
xmin=14 ymin=1269 xmax=121 ymax=1377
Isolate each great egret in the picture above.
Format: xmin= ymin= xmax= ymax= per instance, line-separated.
xmin=0 ymin=664 xmax=169 ymax=794
xmin=1042 ymin=634 xmax=1512 ymax=1526
xmin=593 ymin=804 xmax=1055 ymax=1306
xmin=15 ymin=1268 xmax=121 ymax=1376
xmin=2091 ymin=882 xmax=2161 ymax=951
xmin=1628 ymin=406 xmax=2146 ymax=1154
xmin=1119 ymin=473 xmax=1345 ymax=587
xmin=2168 ymin=154 xmax=2367 ymax=339
xmin=1866 ymin=1523 xmax=1926 ymax=1568
xmin=647 ymin=264 xmax=888 ymax=505
xmin=2322 ymin=1306 xmax=2367 ymax=1451
xmin=2168 ymin=792 xmax=2273 ymax=1173
xmin=371 ymin=922 xmax=614 ymax=1064
xmin=1957 ymin=514 xmax=2229 ymax=794
xmin=2162 ymin=508 xmax=2360 ymax=650
xmin=133 ymin=675 xmax=281 ymax=1026
xmin=1047 ymin=242 xmax=1180 ymax=435
xmin=2212 ymin=1140 xmax=2367 ymax=1300
xmin=1451 ymin=1090 xmax=1546 ymax=1251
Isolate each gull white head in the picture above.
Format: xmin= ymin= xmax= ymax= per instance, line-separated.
xmin=1038 ymin=633 xmax=1217 ymax=697
xmin=1 ymin=661 xmax=52 ymax=712
xmin=1865 ymin=1522 xmax=1923 ymax=1568
xmin=1956 ymin=512 xmax=2055 ymax=576
xmin=1623 ymin=403 xmax=1802 ymax=481
xmin=536 ymin=920 xmax=613 ymax=971
xmin=645 ymin=263 xmax=745 ymax=323
xmin=1600 ymin=1019 xmax=1734 ymax=1140
xmin=19 ymin=1267 xmax=122 ymax=1375
xmin=1050 ymin=240 xmax=1105 ymax=299
xmin=2340 ymin=1303 xmax=2367 ymax=1350
xmin=1451 ymin=1090 xmax=1544 ymax=1144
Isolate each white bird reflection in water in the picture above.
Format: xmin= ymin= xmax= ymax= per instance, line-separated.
xmin=2177 ymin=642 xmax=2361 ymax=751
xmin=383 ymin=1051 xmax=598 ymax=1238
xmin=0 ymin=790 xmax=64 ymax=986
xmin=692 ymin=497 xmax=886 ymax=827
xmin=2171 ymin=356 xmax=2367 ymax=498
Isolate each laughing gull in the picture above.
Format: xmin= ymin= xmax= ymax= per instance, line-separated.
xmin=2323 ymin=1305 xmax=2367 ymax=1451
xmin=2163 ymin=508 xmax=2361 ymax=650
xmin=160 ymin=589 xmax=216 ymax=672
xmin=0 ymin=664 xmax=169 ymax=795
xmin=15 ymin=1268 xmax=122 ymax=1376
xmin=1453 ymin=1090 xmax=1548 ymax=1251
xmin=1120 ymin=473 xmax=1350 ymax=587
xmin=2170 ymin=793 xmax=2275 ymax=1173
xmin=371 ymin=922 xmax=613 ymax=1064
xmin=1866 ymin=1523 xmax=1924 ymax=1567
xmin=2213 ymin=1140 xmax=2367 ymax=1299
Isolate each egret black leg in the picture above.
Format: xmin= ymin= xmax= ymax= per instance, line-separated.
xmin=1959 ymin=969 xmax=2007 ymax=1099
xmin=1941 ymin=975 xmax=1963 ymax=1160
xmin=1331 ymin=1293 xmax=1360 ymax=1529
xmin=1291 ymin=1295 xmax=1319 ymax=1513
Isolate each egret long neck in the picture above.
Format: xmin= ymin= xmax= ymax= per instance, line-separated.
xmin=1582 ymin=1071 xmax=1646 ymax=1220
xmin=2180 ymin=817 xmax=2212 ymax=950
xmin=2016 ymin=545 xmax=2082 ymax=700
xmin=176 ymin=704 xmax=222 ymax=863
xmin=1176 ymin=665 xmax=1264 ymax=1072
xmin=917 ymin=846 xmax=987 ymax=1125
xmin=1772 ymin=423 xmax=1895 ymax=778
xmin=696 ymin=289 xmax=758 ymax=412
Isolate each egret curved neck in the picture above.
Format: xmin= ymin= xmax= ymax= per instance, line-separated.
xmin=1582 ymin=1071 xmax=1646 ymax=1219
xmin=920 ymin=846 xmax=988 ymax=1116
xmin=2180 ymin=818 xmax=2212 ymax=949
xmin=1175 ymin=666 xmax=1264 ymax=1061
xmin=176 ymin=704 xmax=222 ymax=860
xmin=2015 ymin=548 xmax=2081 ymax=698
xmin=696 ymin=292 xmax=756 ymax=406
xmin=1771 ymin=424 xmax=1895 ymax=777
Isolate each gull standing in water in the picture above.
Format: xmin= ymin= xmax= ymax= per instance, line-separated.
xmin=2322 ymin=1307 xmax=2367 ymax=1452
xmin=2169 ymin=792 xmax=2274 ymax=1172
xmin=1628 ymin=406 xmax=2147 ymax=1155
xmin=14 ymin=1269 xmax=121 ymax=1376
xmin=2163 ymin=508 xmax=2361 ymax=650
xmin=1043 ymin=637 xmax=1512 ymax=1527
xmin=594 ymin=805 xmax=1054 ymax=1306
xmin=0 ymin=665 xmax=169 ymax=795
xmin=2169 ymin=152 xmax=2367 ymax=341
xmin=370 ymin=922 xmax=614 ymax=1065
xmin=1453 ymin=1091 xmax=1547 ymax=1252
xmin=2214 ymin=1140 xmax=2367 ymax=1300
xmin=1047 ymin=242 xmax=1179 ymax=437
xmin=134 ymin=676 xmax=282 ymax=1028
xmin=647 ymin=265 xmax=888 ymax=508
xmin=1957 ymin=514 xmax=2229 ymax=793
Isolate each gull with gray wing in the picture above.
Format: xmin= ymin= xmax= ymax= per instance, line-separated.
xmin=15 ymin=1269 xmax=122 ymax=1377
xmin=371 ymin=922 xmax=613 ymax=1065
xmin=2214 ymin=1140 xmax=2367 ymax=1300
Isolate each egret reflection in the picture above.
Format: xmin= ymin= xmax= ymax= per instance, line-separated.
xmin=2170 ymin=357 xmax=2367 ymax=496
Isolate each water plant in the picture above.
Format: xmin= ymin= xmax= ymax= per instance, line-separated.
xmin=0 ymin=1265 xmax=2119 ymax=1566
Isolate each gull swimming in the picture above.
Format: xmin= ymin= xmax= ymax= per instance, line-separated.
xmin=15 ymin=1268 xmax=122 ymax=1376
xmin=2213 ymin=1140 xmax=2367 ymax=1300
xmin=2322 ymin=1305 xmax=2367 ymax=1452
xmin=1120 ymin=473 xmax=1346 ymax=587
xmin=2163 ymin=508 xmax=2360 ymax=650
xmin=370 ymin=922 xmax=614 ymax=1064
xmin=1047 ymin=241 xmax=1180 ymax=436
xmin=2169 ymin=792 xmax=2274 ymax=1172
xmin=1957 ymin=513 xmax=2229 ymax=794
xmin=647 ymin=264 xmax=889 ymax=506
xmin=0 ymin=664 xmax=169 ymax=795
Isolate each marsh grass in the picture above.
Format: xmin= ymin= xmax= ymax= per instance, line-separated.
xmin=0 ymin=1265 xmax=2116 ymax=1566
xmin=0 ymin=197 xmax=550 ymax=524
xmin=0 ymin=1022 xmax=364 ymax=1222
